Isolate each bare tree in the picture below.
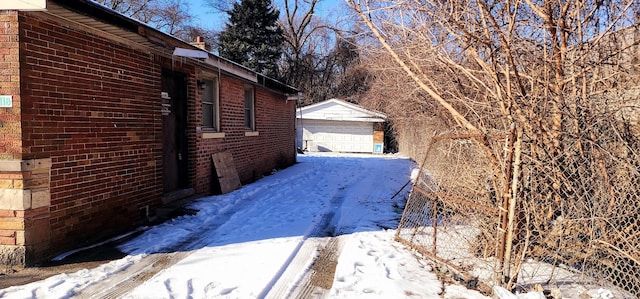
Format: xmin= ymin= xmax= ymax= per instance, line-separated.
xmin=347 ymin=0 xmax=640 ymax=292
xmin=150 ymin=0 xmax=193 ymax=36
xmin=348 ymin=0 xmax=639 ymax=132
xmin=95 ymin=0 xmax=152 ymax=17
xmin=94 ymin=0 xmax=199 ymax=38
xmin=280 ymin=0 xmax=323 ymax=85
xmin=278 ymin=0 xmax=341 ymax=103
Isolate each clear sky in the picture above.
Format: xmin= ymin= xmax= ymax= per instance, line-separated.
xmin=187 ymin=0 xmax=225 ymax=31
xmin=188 ymin=0 xmax=344 ymax=32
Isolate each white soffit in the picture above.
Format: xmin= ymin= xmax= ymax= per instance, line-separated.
xmin=173 ymin=49 xmax=257 ymax=83
xmin=0 ymin=0 xmax=47 ymax=10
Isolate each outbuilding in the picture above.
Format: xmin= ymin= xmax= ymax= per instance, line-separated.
xmin=0 ymin=0 xmax=298 ymax=265
xmin=296 ymin=99 xmax=386 ymax=154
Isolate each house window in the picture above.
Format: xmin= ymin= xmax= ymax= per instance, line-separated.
xmin=202 ymin=78 xmax=218 ymax=130
xmin=244 ymin=85 xmax=255 ymax=130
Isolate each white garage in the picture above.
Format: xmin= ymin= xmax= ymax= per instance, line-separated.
xmin=296 ymin=99 xmax=386 ymax=153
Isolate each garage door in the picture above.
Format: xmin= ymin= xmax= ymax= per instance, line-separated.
xmin=301 ymin=119 xmax=373 ymax=153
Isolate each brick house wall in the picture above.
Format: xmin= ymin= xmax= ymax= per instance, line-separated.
xmin=18 ymin=10 xmax=164 ymax=262
xmin=0 ymin=11 xmax=53 ymax=265
xmin=0 ymin=11 xmax=21 ymax=161
xmin=0 ymin=2 xmax=297 ymax=265
xmin=191 ymin=75 xmax=296 ymax=194
xmin=249 ymin=88 xmax=297 ymax=175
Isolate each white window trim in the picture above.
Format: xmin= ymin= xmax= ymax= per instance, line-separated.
xmin=203 ymin=132 xmax=226 ymax=139
xmin=244 ymin=84 xmax=255 ymax=131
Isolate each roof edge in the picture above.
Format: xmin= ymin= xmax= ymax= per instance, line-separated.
xmin=299 ymin=99 xmax=387 ymax=119
xmin=50 ymin=0 xmax=299 ymax=95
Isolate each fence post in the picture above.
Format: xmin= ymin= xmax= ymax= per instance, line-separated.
xmin=498 ymin=124 xmax=517 ymax=284
xmin=503 ymin=127 xmax=522 ymax=288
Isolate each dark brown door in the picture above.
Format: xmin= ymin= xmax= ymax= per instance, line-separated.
xmin=161 ymin=70 xmax=189 ymax=193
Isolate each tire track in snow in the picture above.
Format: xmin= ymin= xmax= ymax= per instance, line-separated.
xmin=76 ymin=155 xmax=407 ymax=298
xmin=264 ymin=157 xmax=381 ymax=299
xmin=75 ymin=162 xmax=329 ymax=298
xmin=72 ymin=158 xmax=341 ymax=298
xmin=260 ymin=159 xmax=359 ymax=299
xmin=73 ymin=194 xmax=265 ymax=298
xmin=288 ymin=236 xmax=347 ymax=299
xmin=73 ymin=252 xmax=190 ymax=299
xmin=277 ymin=156 xmax=409 ymax=298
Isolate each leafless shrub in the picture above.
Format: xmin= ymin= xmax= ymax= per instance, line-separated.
xmin=348 ymin=0 xmax=640 ymax=295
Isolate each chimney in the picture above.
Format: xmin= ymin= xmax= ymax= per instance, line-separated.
xmin=191 ymin=36 xmax=207 ymax=50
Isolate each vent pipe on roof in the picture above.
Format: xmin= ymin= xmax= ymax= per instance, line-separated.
xmin=191 ymin=36 xmax=207 ymax=50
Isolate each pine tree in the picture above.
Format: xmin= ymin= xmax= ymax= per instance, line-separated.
xmin=218 ymin=0 xmax=284 ymax=78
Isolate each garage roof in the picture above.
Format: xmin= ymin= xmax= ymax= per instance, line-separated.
xmin=297 ymin=99 xmax=386 ymax=122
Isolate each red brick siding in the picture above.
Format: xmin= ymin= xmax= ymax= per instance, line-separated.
xmin=2 ymin=8 xmax=295 ymax=263
xmin=0 ymin=11 xmax=21 ymax=160
xmin=191 ymin=76 xmax=297 ymax=194
xmin=249 ymin=87 xmax=296 ymax=177
xmin=18 ymin=12 xmax=163 ymax=253
xmin=0 ymin=11 xmax=24 ymax=256
xmin=198 ymin=75 xmax=296 ymax=186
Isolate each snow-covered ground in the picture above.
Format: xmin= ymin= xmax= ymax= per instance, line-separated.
xmin=0 ymin=153 xmax=613 ymax=299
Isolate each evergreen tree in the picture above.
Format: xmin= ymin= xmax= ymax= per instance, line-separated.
xmin=218 ymin=0 xmax=284 ymax=78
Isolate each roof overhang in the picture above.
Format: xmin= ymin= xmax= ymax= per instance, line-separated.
xmin=38 ymin=0 xmax=297 ymax=94
xmin=0 ymin=0 xmax=46 ymax=10
xmin=301 ymin=116 xmax=386 ymax=123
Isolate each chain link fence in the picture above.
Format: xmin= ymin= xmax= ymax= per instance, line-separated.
xmin=396 ymin=124 xmax=640 ymax=297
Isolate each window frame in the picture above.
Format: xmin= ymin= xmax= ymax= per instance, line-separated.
xmin=201 ymin=77 xmax=219 ymax=131
xmin=244 ymin=84 xmax=255 ymax=131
